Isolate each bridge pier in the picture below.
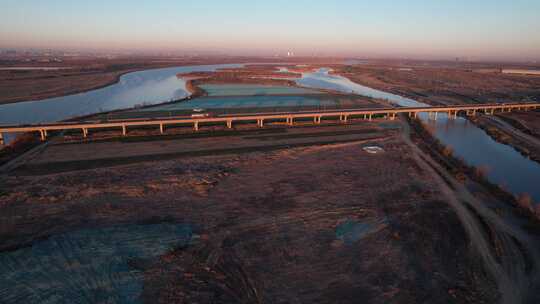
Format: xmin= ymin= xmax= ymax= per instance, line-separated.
xmin=257 ymin=119 xmax=264 ymax=128
xmin=466 ymin=109 xmax=477 ymax=116
xmin=0 ymin=132 xmax=3 ymax=146
xmin=82 ymin=128 xmax=88 ymax=138
xmin=287 ymin=117 xmax=294 ymax=126
xmin=3 ymin=102 xmax=539 ymax=140
xmin=39 ymin=129 xmax=47 ymax=141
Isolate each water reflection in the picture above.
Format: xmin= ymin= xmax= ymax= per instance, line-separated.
xmin=1 ymin=65 xmax=539 ymax=204
xmin=296 ymin=68 xmax=426 ymax=107
xmin=0 ymin=64 xmax=243 ymax=125
xmin=423 ymin=113 xmax=540 ymax=203
xmin=298 ymin=68 xmax=540 ymax=204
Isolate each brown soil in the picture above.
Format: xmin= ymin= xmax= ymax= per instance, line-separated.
xmin=0 ymin=68 xmax=132 ymax=104
xmin=178 ymin=65 xmax=300 ymax=93
xmin=0 ymin=122 xmax=497 ymax=303
xmin=405 ymin=116 xmax=540 ymax=303
xmin=0 ymin=57 xmax=308 ymax=105
xmin=332 ymin=64 xmax=540 ymax=106
xmin=469 ymin=112 xmax=540 ymax=163
xmin=497 ymin=111 xmax=540 ymax=138
xmin=15 ymin=123 xmax=395 ymax=174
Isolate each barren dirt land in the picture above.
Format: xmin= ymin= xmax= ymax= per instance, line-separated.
xmin=332 ymin=62 xmax=540 ymax=165
xmin=0 ymin=58 xmax=331 ymax=105
xmin=4 ymin=119 xmax=540 ymax=303
xmin=0 ymin=121 xmax=500 ymax=303
xmin=332 ymin=63 xmax=540 ymax=106
xmin=3 ymin=60 xmax=540 ymax=303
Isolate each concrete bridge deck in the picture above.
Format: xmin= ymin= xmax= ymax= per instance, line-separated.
xmin=1 ymin=102 xmax=539 ymax=144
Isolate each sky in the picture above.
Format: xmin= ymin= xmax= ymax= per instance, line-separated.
xmin=1 ymin=0 xmax=539 ymax=61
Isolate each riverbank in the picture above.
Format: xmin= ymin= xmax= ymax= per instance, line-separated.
xmin=497 ymin=111 xmax=540 ymax=138
xmin=0 ymin=133 xmax=41 ymax=167
xmin=177 ymin=64 xmax=301 ymax=98
xmin=408 ymin=115 xmax=540 ymax=220
xmin=468 ymin=112 xmax=540 ymax=164
xmin=0 ymin=58 xmax=293 ymax=105
xmin=404 ymin=115 xmax=540 ymax=303
xmin=0 ymin=58 xmax=206 ymax=105
xmin=330 ymin=63 xmax=540 ymax=106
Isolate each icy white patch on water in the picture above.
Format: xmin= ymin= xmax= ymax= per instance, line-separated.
xmin=296 ymin=68 xmax=427 ymax=108
xmin=0 ymin=64 xmax=243 ymax=125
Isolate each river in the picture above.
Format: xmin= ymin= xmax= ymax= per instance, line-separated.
xmin=298 ymin=68 xmax=540 ymax=204
xmin=0 ymin=63 xmax=243 ymax=125
xmin=1 ymin=65 xmax=539 ymax=204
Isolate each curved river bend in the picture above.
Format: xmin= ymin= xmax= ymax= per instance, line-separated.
xmin=0 ymin=64 xmax=243 ymax=125
xmin=1 ymin=65 xmax=539 ymax=204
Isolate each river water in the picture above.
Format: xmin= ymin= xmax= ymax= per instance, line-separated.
xmin=298 ymin=69 xmax=540 ymax=204
xmin=1 ymin=65 xmax=539 ymax=204
xmin=0 ymin=64 xmax=243 ymax=125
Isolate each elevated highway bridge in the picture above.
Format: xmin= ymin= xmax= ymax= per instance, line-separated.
xmin=1 ymin=102 xmax=539 ymax=145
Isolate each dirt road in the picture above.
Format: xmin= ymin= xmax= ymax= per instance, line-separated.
xmin=403 ymin=115 xmax=540 ymax=304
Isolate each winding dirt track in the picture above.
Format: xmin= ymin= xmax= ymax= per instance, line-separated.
xmin=401 ymin=116 xmax=540 ymax=304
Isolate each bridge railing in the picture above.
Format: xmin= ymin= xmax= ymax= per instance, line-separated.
xmin=0 ymin=102 xmax=538 ymax=144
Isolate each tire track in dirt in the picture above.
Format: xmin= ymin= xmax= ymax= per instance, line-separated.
xmin=402 ymin=116 xmax=540 ymax=304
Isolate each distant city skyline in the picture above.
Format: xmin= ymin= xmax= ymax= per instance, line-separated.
xmin=1 ymin=0 xmax=539 ymax=61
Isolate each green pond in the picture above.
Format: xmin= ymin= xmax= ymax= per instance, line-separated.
xmin=199 ymin=84 xmax=322 ymax=96
xmin=138 ymin=95 xmax=338 ymax=111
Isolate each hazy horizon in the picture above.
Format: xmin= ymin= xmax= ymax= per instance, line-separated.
xmin=1 ymin=0 xmax=540 ymax=61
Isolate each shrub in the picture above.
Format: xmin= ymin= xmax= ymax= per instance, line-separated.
xmin=516 ymin=193 xmax=534 ymax=213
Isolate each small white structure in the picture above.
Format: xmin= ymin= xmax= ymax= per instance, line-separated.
xmin=362 ymin=145 xmax=384 ymax=154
